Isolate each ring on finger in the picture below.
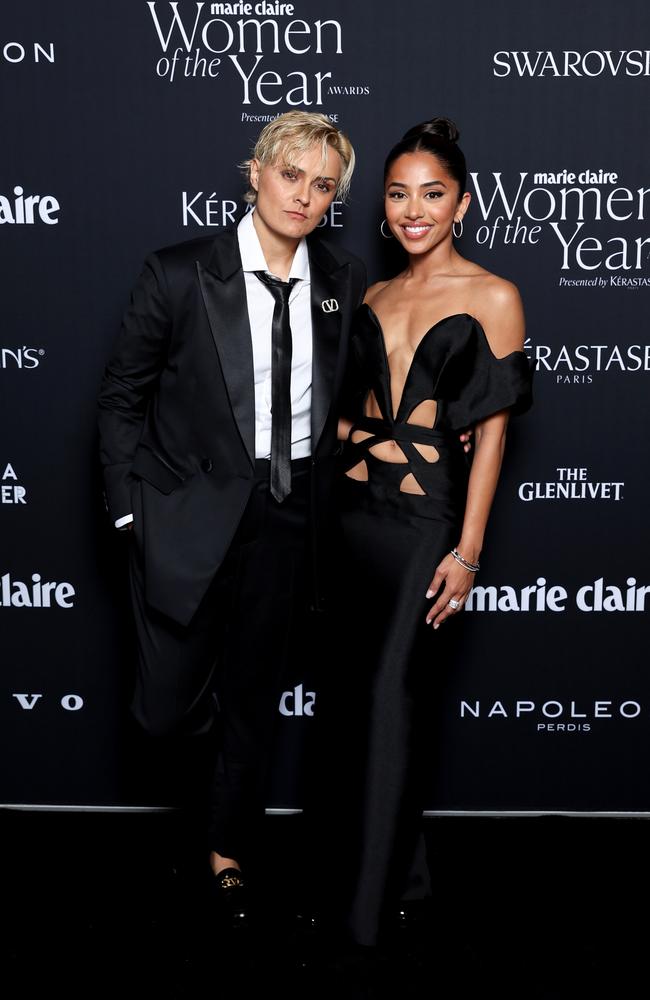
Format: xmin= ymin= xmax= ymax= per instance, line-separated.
xmin=447 ymin=598 xmax=461 ymax=609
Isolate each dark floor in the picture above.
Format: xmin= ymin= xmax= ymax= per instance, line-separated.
xmin=3 ymin=809 xmax=647 ymax=998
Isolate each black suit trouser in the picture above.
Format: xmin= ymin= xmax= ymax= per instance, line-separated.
xmin=127 ymin=457 xmax=312 ymax=861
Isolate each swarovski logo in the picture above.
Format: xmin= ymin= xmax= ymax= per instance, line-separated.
xmin=321 ymin=298 xmax=339 ymax=313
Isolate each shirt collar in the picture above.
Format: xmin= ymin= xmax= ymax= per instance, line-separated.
xmin=237 ymin=208 xmax=310 ymax=282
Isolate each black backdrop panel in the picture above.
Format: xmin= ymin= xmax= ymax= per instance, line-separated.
xmin=1 ymin=0 xmax=649 ymax=809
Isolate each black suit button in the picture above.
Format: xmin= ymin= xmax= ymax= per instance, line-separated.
xmin=201 ymin=458 xmax=213 ymax=473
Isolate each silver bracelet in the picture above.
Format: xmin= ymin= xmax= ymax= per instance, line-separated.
xmin=451 ymin=548 xmax=480 ymax=573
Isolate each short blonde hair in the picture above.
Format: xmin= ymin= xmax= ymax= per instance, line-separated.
xmin=241 ymin=110 xmax=355 ymax=204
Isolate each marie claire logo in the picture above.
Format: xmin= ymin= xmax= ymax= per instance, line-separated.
xmin=0 ymin=187 xmax=60 ymax=225
xmin=279 ymin=683 xmax=314 ymax=716
xmin=525 ymin=338 xmax=650 ymax=384
xmin=0 ymin=573 xmax=75 ymax=609
xmin=1 ymin=347 xmax=45 ymax=369
xmin=466 ymin=577 xmax=649 ymax=613
xmin=469 ymin=171 xmax=649 ymax=277
xmin=493 ymin=50 xmax=650 ymax=78
xmin=1 ymin=41 xmax=54 ymax=64
xmin=181 ymin=194 xmax=343 ymax=227
xmin=147 ymin=2 xmax=369 ymax=102
xmin=460 ymin=698 xmax=641 ymax=734
xmin=518 ymin=467 xmax=623 ymax=502
xmin=1 ymin=464 xmax=27 ymax=506
xmin=13 ymin=693 xmax=84 ymax=712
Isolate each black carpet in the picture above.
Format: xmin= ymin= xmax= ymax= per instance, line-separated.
xmin=3 ymin=809 xmax=645 ymax=998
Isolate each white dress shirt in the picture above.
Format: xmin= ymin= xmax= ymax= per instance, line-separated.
xmin=238 ymin=207 xmax=313 ymax=460
xmin=115 ymin=208 xmax=313 ymax=528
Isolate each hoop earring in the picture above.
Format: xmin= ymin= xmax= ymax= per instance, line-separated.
xmin=380 ymin=219 xmax=394 ymax=240
xmin=452 ymin=218 xmax=464 ymax=239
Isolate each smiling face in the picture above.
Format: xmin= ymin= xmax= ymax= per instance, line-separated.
xmin=250 ymin=142 xmax=342 ymax=242
xmin=384 ymin=151 xmax=471 ymax=254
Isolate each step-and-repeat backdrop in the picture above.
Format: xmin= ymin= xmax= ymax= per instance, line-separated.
xmin=2 ymin=0 xmax=648 ymax=810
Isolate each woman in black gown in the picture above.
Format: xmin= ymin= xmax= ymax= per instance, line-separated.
xmin=331 ymin=118 xmax=533 ymax=947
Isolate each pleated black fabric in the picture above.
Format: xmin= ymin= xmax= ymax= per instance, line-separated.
xmin=329 ymin=304 xmax=533 ymax=946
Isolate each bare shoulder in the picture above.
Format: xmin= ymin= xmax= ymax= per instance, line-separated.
xmin=475 ymin=273 xmax=525 ymax=358
xmin=363 ymin=280 xmax=392 ymax=307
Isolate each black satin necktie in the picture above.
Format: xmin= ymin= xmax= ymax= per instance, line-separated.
xmin=253 ymin=270 xmax=298 ymax=502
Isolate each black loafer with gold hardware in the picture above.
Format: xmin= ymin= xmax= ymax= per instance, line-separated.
xmin=209 ymin=867 xmax=250 ymax=929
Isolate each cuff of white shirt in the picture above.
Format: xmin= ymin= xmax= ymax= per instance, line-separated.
xmin=115 ymin=513 xmax=134 ymax=530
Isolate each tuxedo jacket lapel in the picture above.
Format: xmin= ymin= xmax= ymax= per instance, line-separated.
xmin=197 ymin=225 xmax=350 ymax=469
xmin=197 ymin=229 xmax=256 ymax=470
xmin=308 ymin=236 xmax=349 ymax=457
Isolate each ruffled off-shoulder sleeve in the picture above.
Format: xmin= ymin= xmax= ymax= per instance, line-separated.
xmin=444 ymin=337 xmax=533 ymax=430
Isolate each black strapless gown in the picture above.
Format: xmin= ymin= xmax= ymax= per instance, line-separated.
xmin=329 ymin=304 xmax=533 ymax=946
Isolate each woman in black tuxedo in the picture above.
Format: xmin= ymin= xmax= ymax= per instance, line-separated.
xmin=97 ymin=111 xmax=366 ymax=918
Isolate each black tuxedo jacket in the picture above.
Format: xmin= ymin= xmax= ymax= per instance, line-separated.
xmin=97 ymin=224 xmax=366 ymax=626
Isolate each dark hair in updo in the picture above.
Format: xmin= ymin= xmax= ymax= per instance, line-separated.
xmin=383 ymin=117 xmax=467 ymax=200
